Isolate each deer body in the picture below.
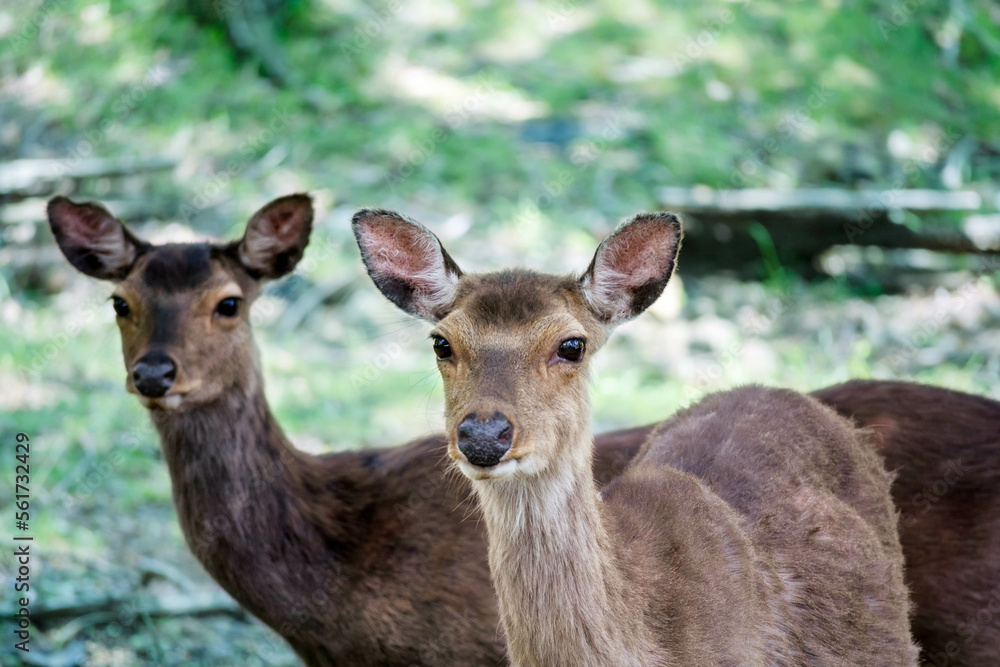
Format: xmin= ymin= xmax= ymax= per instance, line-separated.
xmin=353 ymin=210 xmax=919 ymax=665
xmin=157 ymin=390 xmax=657 ymax=664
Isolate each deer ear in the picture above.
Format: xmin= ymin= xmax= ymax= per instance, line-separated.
xmin=236 ymin=194 xmax=314 ymax=279
xmin=48 ymin=197 xmax=146 ymax=280
xmin=580 ymin=212 xmax=682 ymax=324
xmin=352 ymin=209 xmax=463 ymax=322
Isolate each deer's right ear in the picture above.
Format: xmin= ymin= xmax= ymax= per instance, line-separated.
xmin=236 ymin=194 xmax=314 ymax=279
xmin=352 ymin=209 xmax=463 ymax=322
xmin=48 ymin=197 xmax=145 ymax=280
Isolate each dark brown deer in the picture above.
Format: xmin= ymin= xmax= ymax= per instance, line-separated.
xmin=814 ymin=380 xmax=1000 ymax=667
xmin=49 ymin=195 xmax=998 ymax=665
xmin=47 ymin=193 xmax=651 ymax=666
xmin=353 ymin=208 xmax=919 ymax=665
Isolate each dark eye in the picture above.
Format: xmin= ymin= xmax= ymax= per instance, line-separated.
xmin=112 ymin=296 xmax=130 ymax=318
xmin=557 ymin=338 xmax=585 ymax=362
xmin=432 ymin=336 xmax=452 ymax=360
xmin=216 ymin=297 xmax=241 ymax=318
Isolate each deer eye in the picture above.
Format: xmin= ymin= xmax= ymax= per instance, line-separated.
xmin=557 ymin=338 xmax=585 ymax=362
xmin=112 ymin=296 xmax=130 ymax=318
xmin=432 ymin=336 xmax=452 ymax=360
xmin=215 ymin=297 xmax=241 ymax=318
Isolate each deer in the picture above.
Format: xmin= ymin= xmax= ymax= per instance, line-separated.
xmin=49 ymin=195 xmax=998 ymax=666
xmin=353 ymin=208 xmax=920 ymax=666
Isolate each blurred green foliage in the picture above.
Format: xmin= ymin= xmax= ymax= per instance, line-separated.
xmin=3 ymin=0 xmax=999 ymax=213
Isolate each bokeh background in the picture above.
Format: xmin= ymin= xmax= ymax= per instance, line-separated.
xmin=1 ymin=0 xmax=999 ymax=664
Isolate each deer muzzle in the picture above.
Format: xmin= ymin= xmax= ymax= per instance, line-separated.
xmin=457 ymin=413 xmax=514 ymax=468
xmin=132 ymin=351 xmax=177 ymax=398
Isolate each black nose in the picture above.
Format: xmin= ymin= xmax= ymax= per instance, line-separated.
xmin=457 ymin=413 xmax=513 ymax=468
xmin=132 ymin=352 xmax=177 ymax=398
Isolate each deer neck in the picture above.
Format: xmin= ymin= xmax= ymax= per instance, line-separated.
xmin=473 ymin=425 xmax=655 ymax=667
xmin=147 ymin=361 xmax=353 ymax=606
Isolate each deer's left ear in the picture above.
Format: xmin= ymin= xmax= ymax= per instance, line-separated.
xmin=580 ymin=212 xmax=682 ymax=324
xmin=48 ymin=197 xmax=147 ymax=281
xmin=236 ymin=194 xmax=314 ymax=279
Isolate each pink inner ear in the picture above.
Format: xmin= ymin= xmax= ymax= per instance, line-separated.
xmin=263 ymin=201 xmax=307 ymax=242
xmin=598 ymin=220 xmax=677 ymax=288
xmin=355 ymin=212 xmax=461 ymax=321
xmin=357 ymin=217 xmax=442 ymax=286
xmin=258 ymin=200 xmax=312 ymax=246
xmin=55 ymin=202 xmax=121 ymax=247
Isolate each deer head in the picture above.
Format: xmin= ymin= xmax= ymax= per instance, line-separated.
xmin=353 ymin=209 xmax=681 ymax=480
xmin=48 ymin=194 xmax=313 ymax=412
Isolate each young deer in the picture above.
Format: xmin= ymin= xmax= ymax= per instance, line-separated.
xmin=354 ymin=209 xmax=919 ymax=666
xmin=47 ymin=194 xmax=653 ymax=666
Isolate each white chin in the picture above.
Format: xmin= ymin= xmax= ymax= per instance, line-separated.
xmin=457 ymin=457 xmax=533 ymax=481
xmin=137 ymin=394 xmax=183 ymax=411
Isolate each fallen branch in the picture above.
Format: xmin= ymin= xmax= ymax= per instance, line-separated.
xmin=657 ymin=186 xmax=982 ymax=213
xmin=1 ymin=198 xmax=174 ymax=226
xmin=2 ymin=589 xmax=242 ymax=623
xmin=653 ymin=186 xmax=996 ymax=274
xmin=0 ymin=156 xmax=176 ymax=195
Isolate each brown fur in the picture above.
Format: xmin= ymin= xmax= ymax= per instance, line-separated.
xmin=813 ymin=380 xmax=1000 ymax=667
xmin=550 ymin=382 xmax=1000 ymax=666
xmin=353 ymin=208 xmax=918 ymax=665
xmin=616 ymin=387 xmax=917 ymax=665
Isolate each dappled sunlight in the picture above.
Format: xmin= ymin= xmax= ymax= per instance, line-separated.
xmin=78 ymin=2 xmax=112 ymax=46
xmin=373 ymin=58 xmax=548 ymax=123
xmin=478 ymin=3 xmax=597 ymax=62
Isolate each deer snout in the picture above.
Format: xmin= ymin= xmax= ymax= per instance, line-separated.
xmin=457 ymin=413 xmax=514 ymax=467
xmin=132 ymin=352 xmax=177 ymax=398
